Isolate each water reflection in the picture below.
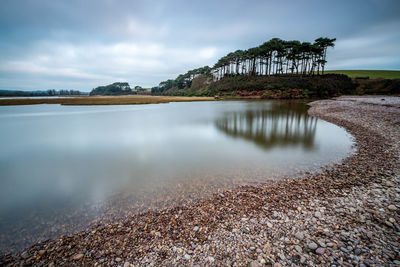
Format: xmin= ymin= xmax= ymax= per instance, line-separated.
xmin=215 ymin=101 xmax=317 ymax=150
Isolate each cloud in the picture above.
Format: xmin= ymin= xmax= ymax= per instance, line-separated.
xmin=0 ymin=0 xmax=399 ymax=90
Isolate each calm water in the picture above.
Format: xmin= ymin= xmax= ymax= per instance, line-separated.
xmin=0 ymin=100 xmax=353 ymax=254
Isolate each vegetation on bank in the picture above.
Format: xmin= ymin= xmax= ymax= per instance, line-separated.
xmin=89 ymin=82 xmax=151 ymax=96
xmin=325 ymin=70 xmax=400 ymax=79
xmin=0 ymin=95 xmax=214 ymax=106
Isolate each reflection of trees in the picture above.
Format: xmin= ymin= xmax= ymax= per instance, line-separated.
xmin=215 ymin=102 xmax=317 ymax=150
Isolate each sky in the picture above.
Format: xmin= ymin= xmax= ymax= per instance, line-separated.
xmin=0 ymin=0 xmax=399 ymax=91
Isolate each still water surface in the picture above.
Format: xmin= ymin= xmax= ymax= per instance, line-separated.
xmin=0 ymin=100 xmax=353 ymax=254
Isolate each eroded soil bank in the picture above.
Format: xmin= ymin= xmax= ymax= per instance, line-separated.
xmin=1 ymin=96 xmax=399 ymax=266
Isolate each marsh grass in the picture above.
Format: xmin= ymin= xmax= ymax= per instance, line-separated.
xmin=0 ymin=95 xmax=215 ymax=106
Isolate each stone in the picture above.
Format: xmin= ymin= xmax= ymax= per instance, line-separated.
xmin=72 ymin=253 xmax=84 ymax=260
xmin=21 ymin=251 xmax=29 ymax=259
xmin=207 ymin=256 xmax=215 ymax=263
xmin=266 ymin=222 xmax=273 ymax=228
xmin=295 ymin=232 xmax=304 ymax=240
xmin=39 ymin=250 xmax=46 ymax=256
xmin=273 ymin=263 xmax=282 ymax=267
xmin=385 ymin=221 xmax=393 ymax=227
xmin=294 ymin=245 xmax=303 ymax=253
xmin=115 ymin=257 xmax=122 ymax=262
xmin=250 ymin=261 xmax=259 ymax=267
xmin=193 ymin=226 xmax=199 ymax=232
xmin=315 ymin=211 xmax=322 ymax=218
xmin=184 ymin=254 xmax=191 ymax=260
xmin=316 ymin=247 xmax=325 ymax=255
xmin=354 ymin=248 xmax=361 ymax=255
xmin=388 ymin=205 xmax=397 ymax=211
xmin=308 ymin=242 xmax=318 ymax=250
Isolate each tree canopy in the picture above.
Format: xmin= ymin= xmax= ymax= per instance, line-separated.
xmin=90 ymin=82 xmax=134 ymax=96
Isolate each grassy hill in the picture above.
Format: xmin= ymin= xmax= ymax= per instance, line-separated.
xmin=325 ymin=70 xmax=400 ymax=79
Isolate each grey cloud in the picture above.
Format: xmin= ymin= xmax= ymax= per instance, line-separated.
xmin=0 ymin=0 xmax=399 ymax=91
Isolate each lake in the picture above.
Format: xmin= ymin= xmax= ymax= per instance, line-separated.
xmin=0 ymin=100 xmax=353 ymax=254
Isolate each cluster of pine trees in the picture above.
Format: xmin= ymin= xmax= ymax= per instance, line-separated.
xmin=212 ymin=37 xmax=336 ymax=80
xmin=151 ymin=37 xmax=336 ymax=94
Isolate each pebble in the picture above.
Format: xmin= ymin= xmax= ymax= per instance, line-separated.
xmin=388 ymin=205 xmax=397 ymax=211
xmin=308 ymin=242 xmax=318 ymax=250
xmin=315 ymin=247 xmax=325 ymax=255
xmin=207 ymin=256 xmax=215 ymax=263
xmin=184 ymin=254 xmax=191 ymax=260
xmin=294 ymin=245 xmax=302 ymax=253
xmin=72 ymin=254 xmax=84 ymax=260
xmin=295 ymin=232 xmax=304 ymax=240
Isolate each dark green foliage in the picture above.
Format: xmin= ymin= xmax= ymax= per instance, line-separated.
xmin=151 ymin=66 xmax=211 ymax=95
xmin=356 ymin=79 xmax=400 ymax=95
xmin=211 ymin=74 xmax=355 ymax=97
xmin=90 ymin=82 xmax=134 ymax=96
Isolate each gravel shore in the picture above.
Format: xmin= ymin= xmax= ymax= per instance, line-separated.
xmin=1 ymin=96 xmax=399 ymax=266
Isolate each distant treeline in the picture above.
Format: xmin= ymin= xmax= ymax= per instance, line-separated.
xmin=90 ymin=82 xmax=149 ymax=96
xmin=0 ymin=89 xmax=87 ymax=97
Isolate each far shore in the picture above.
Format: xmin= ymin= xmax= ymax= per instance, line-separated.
xmin=0 ymin=95 xmax=215 ymax=106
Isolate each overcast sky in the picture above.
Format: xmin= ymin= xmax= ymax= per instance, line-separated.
xmin=0 ymin=0 xmax=399 ymax=91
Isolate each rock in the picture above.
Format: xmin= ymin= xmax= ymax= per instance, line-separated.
xmin=300 ymin=256 xmax=306 ymax=264
xmin=316 ymin=247 xmax=325 ymax=255
xmin=72 ymin=253 xmax=84 ymax=260
xmin=21 ymin=251 xmax=29 ymax=259
xmin=295 ymin=232 xmax=304 ymax=240
xmin=115 ymin=257 xmax=122 ymax=262
xmin=308 ymin=242 xmax=318 ymax=250
xmin=385 ymin=221 xmax=393 ymax=227
xmin=39 ymin=250 xmax=46 ymax=256
xmin=250 ymin=261 xmax=259 ymax=267
xmin=266 ymin=222 xmax=273 ymax=228
xmin=294 ymin=245 xmax=303 ymax=253
xmin=184 ymin=254 xmax=191 ymax=260
xmin=315 ymin=211 xmax=322 ymax=218
xmin=340 ymin=247 xmax=349 ymax=253
xmin=388 ymin=217 xmax=395 ymax=223
xmin=207 ymin=256 xmax=215 ymax=263
xmin=354 ymin=248 xmax=361 ymax=255
xmin=260 ymin=259 xmax=266 ymax=264
xmin=388 ymin=205 xmax=397 ymax=211
xmin=273 ymin=263 xmax=282 ymax=267
xmin=193 ymin=226 xmax=199 ymax=232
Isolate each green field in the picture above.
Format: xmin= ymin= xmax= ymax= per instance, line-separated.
xmin=325 ymin=70 xmax=400 ymax=79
